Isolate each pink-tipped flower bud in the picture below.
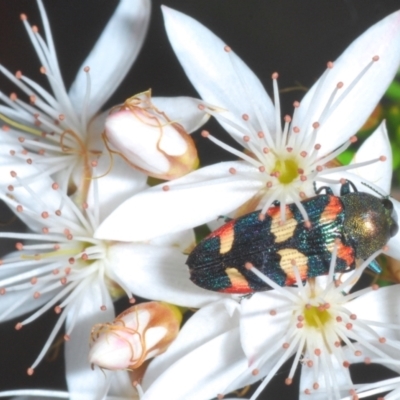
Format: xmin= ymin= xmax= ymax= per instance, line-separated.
xmin=89 ymin=301 xmax=182 ymax=370
xmin=105 ymin=91 xmax=199 ymax=180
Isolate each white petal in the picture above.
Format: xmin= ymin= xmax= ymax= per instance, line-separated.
xmin=0 ymin=250 xmax=62 ymax=321
xmin=68 ymin=0 xmax=151 ymax=119
xmin=142 ymin=328 xmax=250 ymax=400
xmin=152 ymin=96 xmax=210 ymax=133
xmin=0 ymin=288 xmax=57 ymax=322
xmin=0 ymin=255 xmax=60 ymax=321
xmin=0 ymin=159 xmax=78 ymax=230
xmin=350 ymin=121 xmax=392 ymax=193
xmin=316 ymin=170 xmax=388 ymax=196
xmin=240 ymin=292 xmax=290 ymax=361
xmin=65 ymin=279 xmax=116 ymax=399
xmin=148 ymin=228 xmax=195 ymax=252
xmin=0 ymin=146 xmax=46 ymax=201
xmin=344 ymin=342 xmax=400 ymax=373
xmin=0 ymin=142 xmax=28 ymax=186
xmin=109 ymin=243 xmax=228 ymax=307
xmin=95 ymin=161 xmax=262 ymax=241
xmin=73 ymin=109 xmax=148 ymax=222
xmin=299 ymin=359 xmax=352 ymax=400
xmin=6 ymin=390 xmax=69 ymax=400
xmin=347 ymin=285 xmax=400 ymax=340
xmin=144 ymin=299 xmax=240 ymax=383
xmin=162 ymin=6 xmax=276 ymax=140
xmin=108 ymin=370 xmax=139 ymax=399
xmin=297 ymin=10 xmax=400 ymax=155
xmin=89 ymin=155 xmax=148 ymax=223
xmin=86 ymin=108 xmax=109 ymax=146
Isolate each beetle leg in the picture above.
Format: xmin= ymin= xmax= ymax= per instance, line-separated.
xmin=218 ymin=215 xmax=233 ymax=222
xmin=340 ymin=182 xmax=351 ymax=195
xmin=340 ymin=180 xmax=358 ymax=195
xmin=316 ymin=186 xmax=334 ymax=195
xmin=239 ymin=293 xmax=254 ymax=302
xmin=367 ymin=259 xmax=382 ymax=274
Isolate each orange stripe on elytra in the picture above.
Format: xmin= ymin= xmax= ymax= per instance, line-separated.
xmin=209 ymin=219 xmax=235 ymax=238
xmin=267 ymin=204 xmax=291 ymax=219
xmin=285 ymin=264 xmax=308 ymax=286
xmin=267 ymin=204 xmax=297 ymax=244
xmin=320 ymin=196 xmax=343 ymax=223
xmin=336 ymin=240 xmax=355 ymax=266
xmin=209 ymin=220 xmax=235 ymax=254
xmin=219 ymin=267 xmax=252 ymax=294
xmin=277 ymin=248 xmax=309 ymax=285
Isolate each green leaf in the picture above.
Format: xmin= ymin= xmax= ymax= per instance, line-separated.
xmin=385 ymin=81 xmax=400 ymax=101
xmin=194 ymin=224 xmax=211 ymax=243
xmin=337 ymin=150 xmax=355 ymax=165
xmin=393 ymin=146 xmax=400 ymax=169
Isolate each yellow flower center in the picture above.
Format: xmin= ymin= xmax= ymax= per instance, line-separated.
xmin=272 ymin=158 xmax=299 ymax=184
xmin=304 ymin=305 xmax=332 ymax=328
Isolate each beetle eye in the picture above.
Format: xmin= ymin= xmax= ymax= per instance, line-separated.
xmin=382 ymin=199 xmax=394 ymax=211
xmin=390 ymin=222 xmax=399 ymax=237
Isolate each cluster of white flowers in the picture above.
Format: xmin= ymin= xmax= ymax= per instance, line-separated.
xmin=1 ymin=1 xmax=400 ymax=400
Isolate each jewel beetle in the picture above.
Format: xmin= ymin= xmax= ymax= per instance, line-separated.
xmin=187 ymin=181 xmax=398 ymax=293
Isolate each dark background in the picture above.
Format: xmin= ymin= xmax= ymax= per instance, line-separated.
xmin=0 ymin=0 xmax=400 ymax=398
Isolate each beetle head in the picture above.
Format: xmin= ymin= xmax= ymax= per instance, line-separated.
xmin=341 ymin=192 xmax=398 ymax=259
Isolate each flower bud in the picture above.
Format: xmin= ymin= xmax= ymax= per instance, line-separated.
xmin=89 ymin=301 xmax=182 ymax=370
xmin=105 ymin=91 xmax=199 ymax=180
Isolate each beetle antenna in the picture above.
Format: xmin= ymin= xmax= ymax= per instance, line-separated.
xmin=313 ymin=181 xmax=317 ymax=194
xmin=361 ymin=182 xmax=388 ymax=198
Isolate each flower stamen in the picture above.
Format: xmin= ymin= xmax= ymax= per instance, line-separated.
xmin=237 ymin=247 xmax=400 ymax=400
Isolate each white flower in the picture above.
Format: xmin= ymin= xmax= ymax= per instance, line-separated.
xmin=236 ymin=256 xmax=394 ymax=400
xmin=338 ymin=308 xmax=400 ymax=400
xmin=0 ymin=156 xmax=224 ymax=398
xmin=338 ymin=347 xmax=400 ymax=399
xmin=94 ymin=7 xmax=400 ymax=242
xmin=0 ymin=1 xmax=209 ymax=216
xmin=141 ymin=299 xmax=248 ymax=400
xmin=0 ymin=0 xmax=151 ymax=207
xmin=139 ymin=245 xmax=400 ymax=400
